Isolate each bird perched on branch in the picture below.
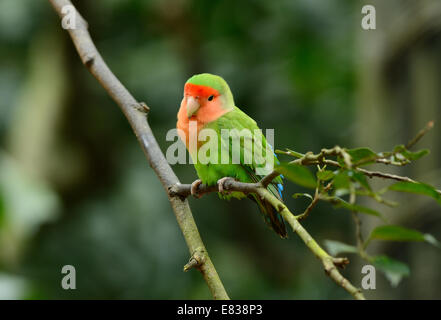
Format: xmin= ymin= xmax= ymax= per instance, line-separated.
xmin=177 ymin=73 xmax=287 ymax=238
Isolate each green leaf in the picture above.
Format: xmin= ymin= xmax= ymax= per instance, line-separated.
xmin=368 ymin=225 xmax=439 ymax=247
xmin=333 ymin=170 xmax=351 ymax=190
xmin=292 ymin=193 xmax=313 ymax=200
xmin=394 ymin=145 xmax=430 ymax=161
xmin=369 ymin=225 xmax=425 ymax=242
xmin=324 ymin=240 xmax=358 ymax=256
xmin=406 ymin=149 xmax=429 ymax=160
xmin=372 ymin=255 xmax=410 ymax=287
xmin=317 ymin=170 xmax=335 ymax=181
xmin=347 ymin=147 xmax=377 ymax=164
xmin=276 ymin=163 xmax=316 ymax=189
xmin=352 ymin=171 xmax=371 ymax=191
xmin=334 ymin=198 xmax=383 ymax=219
xmin=389 ymin=181 xmax=441 ymax=205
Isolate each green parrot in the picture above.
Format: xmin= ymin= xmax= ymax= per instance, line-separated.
xmin=177 ymin=73 xmax=287 ymax=238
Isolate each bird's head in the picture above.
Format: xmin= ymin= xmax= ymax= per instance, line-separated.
xmin=180 ymin=73 xmax=234 ymax=123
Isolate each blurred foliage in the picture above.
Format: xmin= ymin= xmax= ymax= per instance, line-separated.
xmin=277 ymin=140 xmax=440 ymax=287
xmin=0 ymin=0 xmax=440 ymax=299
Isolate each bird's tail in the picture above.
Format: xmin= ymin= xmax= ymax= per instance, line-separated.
xmin=250 ymin=194 xmax=288 ymax=239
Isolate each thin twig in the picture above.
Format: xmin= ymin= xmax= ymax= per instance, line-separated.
xmin=295 ymin=186 xmax=320 ymax=221
xmin=48 ymin=0 xmax=229 ymax=300
xmin=406 ymin=121 xmax=434 ymax=149
xmin=348 ymin=183 xmax=371 ymax=261
xmin=295 ymin=180 xmax=332 ymax=221
xmin=288 ymin=147 xmax=352 ymax=168
xmin=358 ymin=168 xmax=441 ymax=195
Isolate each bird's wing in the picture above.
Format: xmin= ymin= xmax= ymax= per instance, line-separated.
xmin=205 ymin=106 xmax=287 ymax=238
xmin=208 ymin=106 xmax=284 ymax=199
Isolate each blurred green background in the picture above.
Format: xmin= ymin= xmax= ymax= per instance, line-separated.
xmin=0 ymin=0 xmax=440 ymax=299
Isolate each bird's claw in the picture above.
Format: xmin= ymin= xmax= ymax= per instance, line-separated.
xmin=190 ymin=179 xmax=203 ymax=198
xmin=217 ymin=177 xmax=233 ymax=194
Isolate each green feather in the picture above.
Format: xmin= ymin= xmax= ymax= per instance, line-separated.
xmin=187 ymin=74 xmax=287 ymax=238
xmin=196 ymin=106 xmax=286 ymax=238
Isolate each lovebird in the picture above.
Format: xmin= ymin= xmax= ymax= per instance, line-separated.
xmin=177 ymin=73 xmax=287 ymax=238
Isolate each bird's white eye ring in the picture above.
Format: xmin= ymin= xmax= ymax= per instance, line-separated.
xmin=208 ymin=95 xmax=214 ymax=101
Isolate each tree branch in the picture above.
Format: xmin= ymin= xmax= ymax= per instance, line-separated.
xmin=171 ymin=178 xmax=365 ymax=300
xmin=280 ymin=141 xmax=441 ymax=195
xmin=48 ymin=0 xmax=229 ymax=300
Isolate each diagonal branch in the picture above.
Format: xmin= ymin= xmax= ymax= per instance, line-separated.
xmin=171 ymin=178 xmax=365 ymax=300
xmin=48 ymin=0 xmax=229 ymax=300
xmin=406 ymin=121 xmax=434 ymax=149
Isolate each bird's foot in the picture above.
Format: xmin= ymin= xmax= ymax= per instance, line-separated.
xmin=217 ymin=177 xmax=233 ymax=194
xmin=190 ymin=179 xmax=203 ymax=198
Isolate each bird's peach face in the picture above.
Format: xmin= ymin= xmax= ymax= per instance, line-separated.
xmin=183 ymin=83 xmax=220 ymax=118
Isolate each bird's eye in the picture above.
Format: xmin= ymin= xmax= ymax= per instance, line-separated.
xmin=208 ymin=95 xmax=214 ymax=101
